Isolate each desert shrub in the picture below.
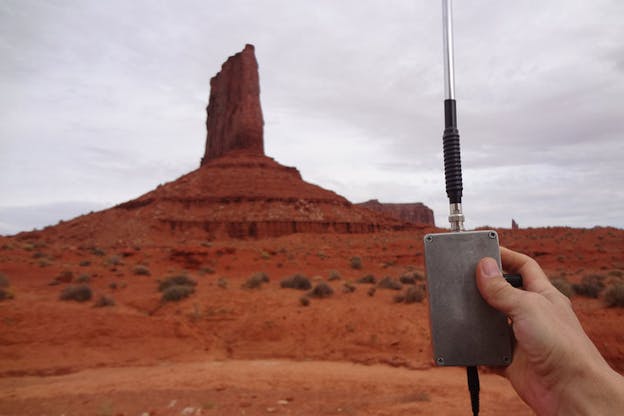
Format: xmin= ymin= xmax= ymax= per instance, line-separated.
xmin=75 ymin=274 xmax=91 ymax=283
xmin=572 ymin=274 xmax=606 ymax=298
xmin=605 ymin=283 xmax=624 ymax=307
xmin=328 ymin=270 xmax=341 ymax=281
xmin=59 ymin=284 xmax=92 ymax=302
xmin=243 ymin=272 xmax=269 ymax=289
xmin=367 ymin=287 xmax=376 ymax=297
xmin=395 ymin=285 xmax=425 ymax=304
xmin=94 ymin=295 xmax=115 ymax=307
xmin=133 ymin=265 xmax=151 ymax=276
xmin=342 ymin=282 xmax=356 ymax=293
xmin=350 ymin=256 xmax=363 ymax=270
xmin=280 ymin=274 xmax=311 ymax=290
xmin=161 ymin=285 xmax=195 ymax=302
xmin=608 ymin=270 xmax=623 ymax=278
xmin=90 ymin=247 xmax=106 ymax=256
xmin=551 ymin=278 xmax=573 ymax=298
xmin=158 ymin=275 xmax=197 ymax=292
xmin=308 ymin=282 xmax=334 ymax=298
xmin=109 ymin=282 xmax=118 ymax=290
xmin=356 ymin=274 xmax=376 ymax=284
xmin=400 ymin=271 xmax=424 ymax=285
xmin=79 ymin=260 xmax=91 ymax=267
xmin=378 ymin=276 xmax=402 ymax=290
xmin=299 ymin=296 xmax=310 ymax=307
xmin=0 ymin=273 xmax=9 ymax=288
xmin=0 ymin=288 xmax=14 ymax=301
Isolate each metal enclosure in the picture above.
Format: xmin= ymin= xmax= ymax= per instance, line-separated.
xmin=424 ymin=230 xmax=513 ymax=366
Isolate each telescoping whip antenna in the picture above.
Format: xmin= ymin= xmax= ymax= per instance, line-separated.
xmin=442 ymin=0 xmax=464 ymax=233
xmin=423 ymin=1 xmax=520 ymax=415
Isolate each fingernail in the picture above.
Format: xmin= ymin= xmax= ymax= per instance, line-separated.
xmin=480 ymin=258 xmax=500 ymax=278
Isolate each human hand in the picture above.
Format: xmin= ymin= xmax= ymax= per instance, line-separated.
xmin=476 ymin=247 xmax=624 ymax=415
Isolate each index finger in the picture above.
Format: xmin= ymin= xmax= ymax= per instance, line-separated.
xmin=500 ymin=247 xmax=553 ymax=295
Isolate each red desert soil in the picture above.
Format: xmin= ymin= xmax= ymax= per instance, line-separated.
xmin=1 ymin=227 xmax=623 ymax=415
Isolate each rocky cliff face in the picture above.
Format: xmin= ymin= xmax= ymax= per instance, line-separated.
xmin=356 ymin=199 xmax=435 ymax=226
xmin=201 ymin=44 xmax=264 ymax=164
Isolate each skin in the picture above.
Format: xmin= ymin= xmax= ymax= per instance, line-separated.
xmin=476 ymin=247 xmax=624 ymax=416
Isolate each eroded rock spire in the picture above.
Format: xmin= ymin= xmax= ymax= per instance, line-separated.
xmin=201 ymin=44 xmax=264 ymax=164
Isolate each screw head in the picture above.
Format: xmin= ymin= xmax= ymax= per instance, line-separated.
xmin=425 ymin=235 xmax=433 ymax=242
xmin=488 ymin=231 xmax=497 ymax=239
xmin=436 ymin=357 xmax=444 ymax=365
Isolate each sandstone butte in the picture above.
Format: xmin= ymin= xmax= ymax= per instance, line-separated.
xmin=29 ymin=44 xmax=434 ymax=245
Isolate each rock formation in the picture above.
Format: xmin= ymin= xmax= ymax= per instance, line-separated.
xmin=512 ymin=219 xmax=519 ymax=230
xmin=201 ymin=44 xmax=264 ymax=164
xmin=35 ymin=45 xmax=412 ymax=244
xmin=357 ymin=199 xmax=435 ymax=226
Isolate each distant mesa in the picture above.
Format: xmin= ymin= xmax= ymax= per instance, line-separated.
xmin=357 ymin=199 xmax=434 ymax=226
xmin=25 ymin=44 xmax=434 ymax=244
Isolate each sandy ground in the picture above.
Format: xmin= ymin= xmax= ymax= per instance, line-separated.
xmin=1 ymin=228 xmax=623 ymax=415
xmin=0 ymin=360 xmax=531 ymax=415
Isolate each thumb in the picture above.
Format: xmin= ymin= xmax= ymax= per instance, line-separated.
xmin=476 ymin=257 xmax=522 ymax=316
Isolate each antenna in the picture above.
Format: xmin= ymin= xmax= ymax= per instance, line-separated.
xmin=442 ymin=0 xmax=464 ymax=231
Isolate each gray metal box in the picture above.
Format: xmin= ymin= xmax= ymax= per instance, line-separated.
xmin=424 ymin=230 xmax=512 ymax=366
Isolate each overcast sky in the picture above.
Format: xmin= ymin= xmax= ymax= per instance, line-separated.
xmin=1 ymin=0 xmax=623 ymax=235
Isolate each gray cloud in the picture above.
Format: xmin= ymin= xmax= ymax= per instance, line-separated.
xmin=1 ymin=0 xmax=623 ymax=234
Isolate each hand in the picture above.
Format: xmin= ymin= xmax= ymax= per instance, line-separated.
xmin=476 ymin=247 xmax=624 ymax=415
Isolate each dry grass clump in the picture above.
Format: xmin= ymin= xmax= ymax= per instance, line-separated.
xmin=605 ymin=283 xmax=624 ymax=307
xmin=280 ymin=274 xmax=312 ymax=290
xmin=394 ymin=285 xmax=425 ymax=304
xmin=356 ymin=274 xmax=376 ymax=284
xmin=572 ymin=274 xmax=606 ymax=298
xmin=308 ymin=282 xmax=334 ymax=298
xmin=158 ymin=274 xmax=197 ymax=302
xmin=551 ymin=278 xmax=574 ymax=298
xmin=158 ymin=275 xmax=196 ymax=292
xmin=59 ymin=284 xmax=92 ymax=302
xmin=133 ymin=265 xmax=151 ymax=276
xmin=161 ymin=285 xmax=195 ymax=302
xmin=342 ymin=282 xmax=356 ymax=293
xmin=399 ymin=272 xmax=425 ymax=285
xmin=377 ymin=276 xmax=402 ymax=291
xmin=350 ymin=256 xmax=363 ymax=270
xmin=243 ymin=272 xmax=269 ymax=289
xmin=75 ymin=274 xmax=90 ymax=283
xmin=94 ymin=295 xmax=115 ymax=307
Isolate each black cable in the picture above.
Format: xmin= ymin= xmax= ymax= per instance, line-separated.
xmin=467 ymin=366 xmax=480 ymax=415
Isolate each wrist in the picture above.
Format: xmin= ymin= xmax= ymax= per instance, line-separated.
xmin=557 ymin=361 xmax=624 ymax=415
